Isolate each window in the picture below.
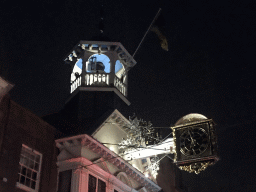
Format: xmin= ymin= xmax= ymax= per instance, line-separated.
xmin=57 ymin=170 xmax=72 ymax=192
xmin=17 ymin=144 xmax=42 ymax=192
xmin=88 ymin=174 xmax=106 ymax=192
xmin=98 ymin=179 xmax=106 ymax=192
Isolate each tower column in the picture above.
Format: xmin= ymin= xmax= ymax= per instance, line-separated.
xmin=109 ymin=54 xmax=115 ymax=87
xmin=124 ymin=67 xmax=128 ymax=96
xmin=81 ymin=60 xmax=86 ymax=87
xmin=81 ymin=52 xmax=93 ymax=86
xmin=108 ymin=52 xmax=116 ymax=87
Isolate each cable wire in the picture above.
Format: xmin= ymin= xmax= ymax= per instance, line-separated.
xmin=77 ymin=141 xmax=173 ymax=168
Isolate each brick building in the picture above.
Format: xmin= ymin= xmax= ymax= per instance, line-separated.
xmin=0 ymin=94 xmax=60 ymax=192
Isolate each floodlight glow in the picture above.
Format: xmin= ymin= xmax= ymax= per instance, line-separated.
xmin=109 ymin=147 xmax=115 ymax=151
xmin=122 ymin=138 xmax=174 ymax=161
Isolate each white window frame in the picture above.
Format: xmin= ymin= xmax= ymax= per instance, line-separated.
xmin=16 ymin=144 xmax=42 ymax=192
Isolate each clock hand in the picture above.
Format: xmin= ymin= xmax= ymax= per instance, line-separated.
xmin=192 ymin=149 xmax=196 ymax=155
xmin=188 ymin=130 xmax=195 ymax=146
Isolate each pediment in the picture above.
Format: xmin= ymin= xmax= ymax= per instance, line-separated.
xmin=93 ymin=157 xmax=111 ymax=174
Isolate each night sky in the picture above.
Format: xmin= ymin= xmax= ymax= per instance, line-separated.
xmin=1 ymin=0 xmax=256 ymax=191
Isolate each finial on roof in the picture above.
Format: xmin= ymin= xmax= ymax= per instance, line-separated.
xmin=99 ymin=4 xmax=104 ymax=35
xmin=92 ymin=2 xmax=111 ymax=41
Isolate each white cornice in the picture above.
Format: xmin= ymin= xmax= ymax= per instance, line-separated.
xmin=65 ymin=87 xmax=131 ymax=106
xmin=55 ymin=134 xmax=161 ymax=192
xmin=58 ymin=157 xmax=135 ymax=192
xmin=91 ymin=109 xmax=131 ymax=137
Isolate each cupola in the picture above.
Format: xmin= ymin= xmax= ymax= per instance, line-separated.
xmin=65 ymin=41 xmax=136 ymax=105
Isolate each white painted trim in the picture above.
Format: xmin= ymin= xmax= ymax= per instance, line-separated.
xmin=79 ymin=41 xmax=136 ymax=65
xmin=65 ymin=87 xmax=131 ymax=106
xmin=58 ymin=157 xmax=135 ymax=192
xmin=91 ymin=109 xmax=131 ymax=137
xmin=55 ymin=134 xmax=162 ymax=192
xmin=17 ymin=144 xmax=42 ymax=192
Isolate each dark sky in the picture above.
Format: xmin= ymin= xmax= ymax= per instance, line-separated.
xmin=1 ymin=0 xmax=256 ymax=191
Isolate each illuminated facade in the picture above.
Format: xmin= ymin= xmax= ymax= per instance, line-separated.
xmin=0 ymin=40 xmax=166 ymax=192
xmin=0 ymin=40 xmax=184 ymax=192
xmin=49 ymin=40 xmax=163 ymax=192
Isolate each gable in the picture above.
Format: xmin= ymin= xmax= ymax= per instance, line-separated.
xmin=93 ymin=157 xmax=111 ymax=174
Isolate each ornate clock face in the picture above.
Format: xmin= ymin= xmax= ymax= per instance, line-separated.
xmin=180 ymin=127 xmax=209 ymax=157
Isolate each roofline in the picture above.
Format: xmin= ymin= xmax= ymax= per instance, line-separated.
xmin=55 ymin=134 xmax=161 ymax=192
xmin=91 ymin=109 xmax=131 ymax=137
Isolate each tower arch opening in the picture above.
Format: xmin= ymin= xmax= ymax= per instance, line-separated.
xmin=115 ymin=60 xmax=126 ymax=83
xmin=86 ymin=54 xmax=110 ymax=73
xmin=70 ymin=58 xmax=82 ymax=83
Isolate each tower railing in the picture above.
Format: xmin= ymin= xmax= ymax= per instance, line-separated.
xmin=70 ymin=76 xmax=81 ymax=93
xmin=70 ymin=73 xmax=127 ymax=97
xmin=85 ymin=73 xmax=109 ymax=86
xmin=114 ymin=76 xmax=127 ymax=96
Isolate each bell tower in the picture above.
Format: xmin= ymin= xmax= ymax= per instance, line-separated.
xmin=61 ymin=41 xmax=136 ymax=135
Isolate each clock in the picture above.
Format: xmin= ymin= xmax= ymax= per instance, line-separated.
xmin=171 ymin=114 xmax=219 ymax=174
xmin=180 ymin=127 xmax=209 ymax=157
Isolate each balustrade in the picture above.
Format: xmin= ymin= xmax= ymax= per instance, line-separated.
xmin=85 ymin=73 xmax=109 ymax=86
xmin=70 ymin=76 xmax=81 ymax=93
xmin=114 ymin=76 xmax=127 ymax=96
xmin=70 ymin=74 xmax=127 ymax=97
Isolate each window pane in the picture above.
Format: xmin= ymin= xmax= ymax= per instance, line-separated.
xmin=25 ymin=178 xmax=31 ymax=187
xmin=24 ymin=151 xmax=30 ymax=158
xmin=29 ymin=159 xmax=35 ymax=169
xmin=26 ymin=169 xmax=32 ymax=178
xmin=35 ymin=155 xmax=40 ymax=163
xmin=98 ymin=179 xmax=106 ymax=192
xmin=29 ymin=153 xmax=35 ymax=160
xmin=57 ymin=170 xmax=72 ymax=192
xmin=20 ymin=175 xmax=25 ymax=185
xmin=31 ymin=180 xmax=36 ymax=189
xmin=20 ymin=155 xmax=25 ymax=164
xmin=34 ymin=162 xmax=39 ymax=171
xmin=89 ymin=175 xmax=97 ymax=192
xmin=32 ymin=171 xmax=37 ymax=180
xmin=23 ymin=157 xmax=29 ymax=167
xmin=21 ymin=166 xmax=26 ymax=176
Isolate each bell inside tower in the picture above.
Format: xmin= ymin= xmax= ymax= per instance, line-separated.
xmin=87 ymin=56 xmax=105 ymax=73
xmin=85 ymin=54 xmax=110 ymax=73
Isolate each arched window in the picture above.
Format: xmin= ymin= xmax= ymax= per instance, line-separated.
xmin=116 ymin=172 xmax=133 ymax=188
xmin=115 ymin=60 xmax=126 ymax=83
